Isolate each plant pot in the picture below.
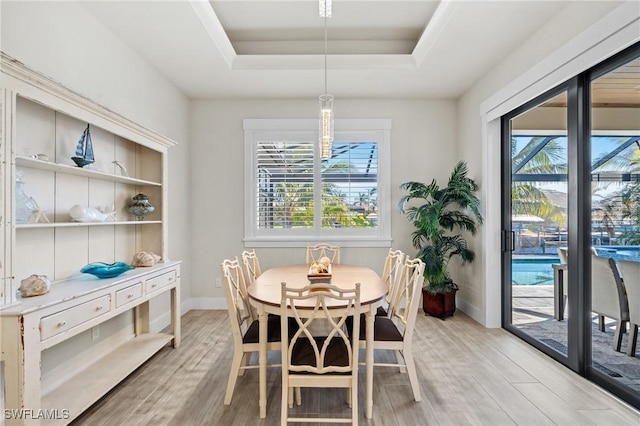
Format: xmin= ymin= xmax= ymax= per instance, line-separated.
xmin=422 ymin=287 xmax=457 ymax=319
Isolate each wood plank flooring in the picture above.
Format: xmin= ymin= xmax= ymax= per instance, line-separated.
xmin=72 ymin=310 xmax=640 ymax=425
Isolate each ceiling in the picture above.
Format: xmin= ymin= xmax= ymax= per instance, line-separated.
xmin=79 ymin=0 xmax=624 ymax=101
xmin=543 ymin=59 xmax=640 ymax=108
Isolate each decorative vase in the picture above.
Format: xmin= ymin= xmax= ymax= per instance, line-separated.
xmin=15 ymin=172 xmax=36 ymax=224
xmin=127 ymin=193 xmax=155 ymax=220
xmin=81 ymin=262 xmax=134 ymax=279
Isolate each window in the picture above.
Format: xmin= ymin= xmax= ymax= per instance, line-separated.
xmin=244 ymin=119 xmax=391 ymax=247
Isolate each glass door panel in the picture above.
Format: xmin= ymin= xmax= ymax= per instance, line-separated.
xmin=589 ymin=57 xmax=640 ymax=395
xmin=507 ymin=90 xmax=570 ymax=357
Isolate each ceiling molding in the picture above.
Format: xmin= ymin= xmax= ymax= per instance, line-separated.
xmin=190 ymin=0 xmax=422 ymax=71
xmin=232 ymin=54 xmax=416 ymax=70
xmin=189 ymin=0 xmax=237 ymax=68
xmin=412 ymin=0 xmax=458 ymax=68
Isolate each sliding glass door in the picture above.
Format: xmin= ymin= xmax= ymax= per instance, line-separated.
xmin=502 ymin=43 xmax=640 ymax=409
xmin=502 ymin=88 xmax=571 ymax=364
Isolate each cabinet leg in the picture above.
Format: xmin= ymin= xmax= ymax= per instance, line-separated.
xmin=171 ymin=286 xmax=181 ymax=348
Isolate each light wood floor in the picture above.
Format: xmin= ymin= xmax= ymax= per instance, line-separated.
xmin=72 ymin=310 xmax=640 ymax=426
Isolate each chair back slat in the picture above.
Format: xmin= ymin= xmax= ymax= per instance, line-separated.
xmin=306 ymin=243 xmax=341 ymax=265
xmin=381 ymin=249 xmax=405 ymax=316
xmin=241 ymin=249 xmax=262 ymax=285
xmin=390 ymin=257 xmax=425 ymax=337
xmin=221 ymin=258 xmax=254 ymax=341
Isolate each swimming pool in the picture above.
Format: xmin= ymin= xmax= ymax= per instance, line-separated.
xmin=595 ymin=245 xmax=640 ymax=261
xmin=512 ymin=258 xmax=559 ymax=286
xmin=512 ymin=246 xmax=640 ymax=285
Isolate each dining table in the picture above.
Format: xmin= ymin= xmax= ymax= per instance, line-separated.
xmin=248 ymin=263 xmax=388 ymax=419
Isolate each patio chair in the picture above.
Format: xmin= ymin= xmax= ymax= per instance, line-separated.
xmin=557 ymin=246 xmax=598 ymax=317
xmin=280 ymin=282 xmax=361 ymax=424
xmin=591 ymin=254 xmax=630 ymax=352
xmin=611 ymin=259 xmax=638 ymax=356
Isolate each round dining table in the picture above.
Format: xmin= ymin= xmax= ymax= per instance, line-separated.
xmin=248 ymin=263 xmax=388 ymax=419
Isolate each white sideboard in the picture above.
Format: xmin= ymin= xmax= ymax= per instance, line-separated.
xmin=1 ymin=262 xmax=181 ymax=424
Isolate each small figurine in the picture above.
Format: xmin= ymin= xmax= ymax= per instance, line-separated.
xmin=112 ymin=160 xmax=129 ymax=177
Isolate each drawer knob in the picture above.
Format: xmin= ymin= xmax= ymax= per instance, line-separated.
xmin=128 ymin=293 xmax=134 ymax=298
xmin=58 ymin=321 xmax=66 ymax=327
xmin=96 ymin=305 xmax=103 ymax=311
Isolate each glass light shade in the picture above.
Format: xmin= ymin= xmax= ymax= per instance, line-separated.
xmin=319 ymin=94 xmax=334 ymax=159
xmin=319 ymin=0 xmax=332 ymax=17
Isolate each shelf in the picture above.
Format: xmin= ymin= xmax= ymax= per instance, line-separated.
xmin=15 ymin=156 xmax=162 ymax=186
xmin=16 ymin=220 xmax=162 ymax=229
xmin=41 ymin=333 xmax=174 ymax=423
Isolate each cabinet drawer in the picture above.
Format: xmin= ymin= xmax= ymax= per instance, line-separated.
xmin=115 ymin=282 xmax=143 ymax=308
xmin=145 ymin=270 xmax=177 ymax=294
xmin=40 ymin=295 xmax=111 ymax=340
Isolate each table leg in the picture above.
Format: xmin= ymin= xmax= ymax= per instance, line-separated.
xmin=258 ymin=306 xmax=268 ymax=418
xmin=365 ymin=306 xmax=374 ymax=419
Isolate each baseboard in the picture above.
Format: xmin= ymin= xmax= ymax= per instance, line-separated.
xmin=149 ymin=298 xmax=210 ymax=332
xmin=185 ymin=297 xmax=227 ymax=310
xmin=457 ymin=297 xmax=487 ymax=327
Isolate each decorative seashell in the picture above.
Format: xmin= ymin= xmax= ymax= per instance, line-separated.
xmin=131 ymin=251 xmax=161 ymax=267
xmin=19 ymin=274 xmax=51 ymax=297
xmin=319 ymin=256 xmax=332 ymax=267
xmin=70 ymin=205 xmax=116 ymax=222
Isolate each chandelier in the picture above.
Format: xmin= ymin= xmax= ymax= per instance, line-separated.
xmin=319 ymin=0 xmax=333 ymax=159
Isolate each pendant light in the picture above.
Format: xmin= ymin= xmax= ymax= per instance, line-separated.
xmin=319 ymin=0 xmax=333 ymax=159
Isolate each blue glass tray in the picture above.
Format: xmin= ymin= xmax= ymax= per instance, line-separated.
xmin=81 ymin=262 xmax=134 ymax=279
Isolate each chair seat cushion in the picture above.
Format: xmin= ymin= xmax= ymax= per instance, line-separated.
xmin=290 ymin=336 xmax=351 ymax=372
xmin=244 ymin=315 xmax=298 ymax=343
xmin=358 ymin=316 xmax=403 ymax=342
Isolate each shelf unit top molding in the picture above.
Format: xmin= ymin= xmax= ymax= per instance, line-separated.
xmin=1 ymin=51 xmax=178 ymax=152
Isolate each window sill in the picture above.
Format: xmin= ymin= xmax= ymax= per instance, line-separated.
xmin=244 ymin=237 xmax=393 ymax=248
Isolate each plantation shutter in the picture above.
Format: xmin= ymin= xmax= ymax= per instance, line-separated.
xmin=256 ymin=141 xmax=314 ymax=229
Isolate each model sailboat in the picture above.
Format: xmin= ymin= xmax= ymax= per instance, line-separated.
xmin=71 ymin=124 xmax=95 ymax=167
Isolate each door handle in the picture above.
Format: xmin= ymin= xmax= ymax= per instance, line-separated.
xmin=502 ymin=230 xmax=515 ymax=252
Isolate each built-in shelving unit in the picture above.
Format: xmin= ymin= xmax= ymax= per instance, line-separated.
xmin=0 ymin=51 xmax=181 ymax=425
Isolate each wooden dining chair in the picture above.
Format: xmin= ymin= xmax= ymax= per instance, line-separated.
xmin=220 ymin=258 xmax=283 ymax=405
xmin=611 ymin=259 xmax=638 ymax=356
xmin=377 ymin=248 xmax=405 ymax=317
xmin=280 ymin=282 xmax=361 ymax=425
xmin=357 ymin=257 xmax=425 ymax=402
xmin=306 ymin=243 xmax=341 ymax=265
xmin=241 ymin=249 xmax=262 ymax=286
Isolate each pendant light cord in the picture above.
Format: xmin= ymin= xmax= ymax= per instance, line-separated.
xmin=324 ymin=14 xmax=328 ymax=94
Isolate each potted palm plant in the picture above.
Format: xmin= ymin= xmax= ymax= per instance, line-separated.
xmin=398 ymin=161 xmax=483 ymax=318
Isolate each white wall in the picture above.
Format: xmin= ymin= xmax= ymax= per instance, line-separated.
xmin=189 ymin=98 xmax=457 ymax=307
xmin=457 ymin=0 xmax=639 ymax=326
xmin=1 ymin=1 xmax=191 ymax=321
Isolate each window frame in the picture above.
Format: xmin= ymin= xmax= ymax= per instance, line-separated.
xmin=243 ymin=118 xmax=392 ymax=247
